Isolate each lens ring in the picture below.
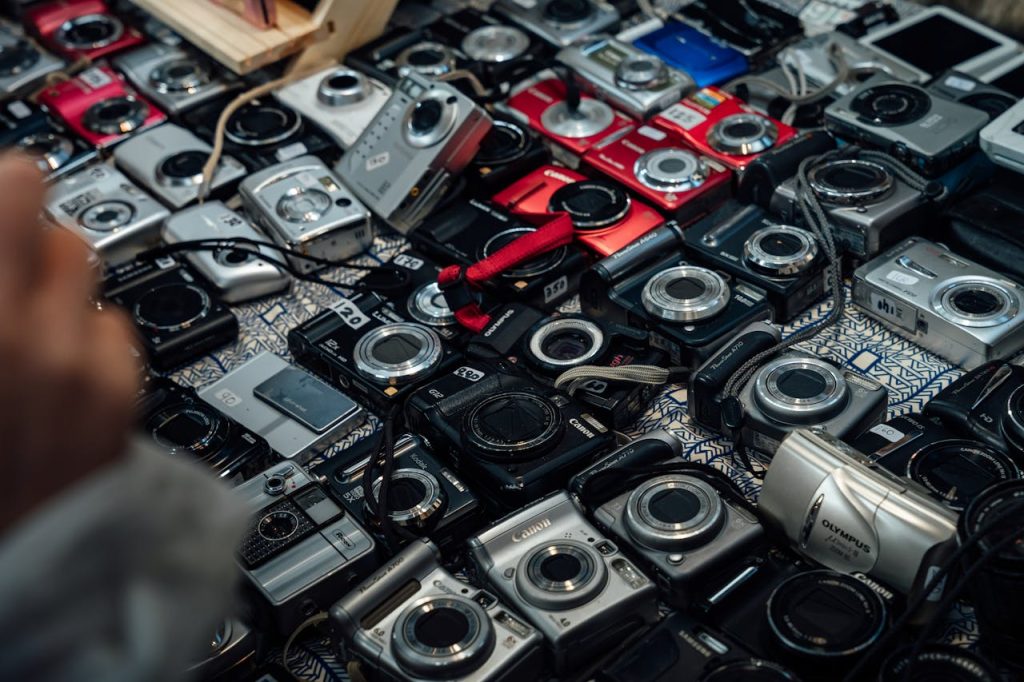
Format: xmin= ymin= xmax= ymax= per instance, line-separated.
xmin=55 ymin=13 xmax=124 ymax=50
xmin=18 ymin=132 xmax=74 ymax=173
xmin=473 ymin=120 xmax=529 ymax=166
xmin=542 ymin=0 xmax=594 ymax=27
xmin=879 ymin=644 xmax=999 ymax=682
xmin=482 ymin=227 xmax=565 ymax=278
xmin=257 ymin=510 xmax=299 ymax=541
xmin=371 ymin=468 xmax=445 ymax=527
xmin=634 ymin=148 xmax=707 ymax=193
xmin=1004 ymin=386 xmax=1024 ymax=455
xmin=82 ymin=96 xmax=150 ymax=135
xmin=148 ymin=403 xmax=226 ymax=455
xmin=396 ymin=41 xmax=456 ymax=77
xmin=133 ymin=283 xmax=212 ymax=333
xmin=744 ymin=225 xmax=819 ymax=277
xmin=515 ymin=540 xmax=609 ymax=610
xmin=932 ymin=277 xmax=1019 ymax=328
xmin=851 ymin=83 xmax=931 ymax=126
xmin=276 ymin=186 xmax=332 ymax=223
xmin=624 ymin=474 xmax=724 ymax=550
xmin=463 ymin=390 xmax=562 ymax=458
xmin=808 ymin=160 xmax=895 ymax=206
xmin=641 ymin=266 xmax=731 ymax=322
xmin=156 ymin=150 xmax=209 ymax=187
xmin=906 ymin=440 xmax=1020 ymax=510
xmin=224 ymin=102 xmax=302 ymax=147
xmin=402 ymin=89 xmax=458 ymax=148
xmin=549 ymin=180 xmax=631 ymax=231
xmin=407 ymin=282 xmax=456 ymax=328
xmin=753 ymin=356 xmax=848 ymax=424
xmin=461 ymin=25 xmax=530 ymax=63
xmin=615 ymin=53 xmax=668 ymax=90
xmin=707 ymin=113 xmax=777 ymax=156
xmin=961 ymin=479 xmax=1024 ymax=564
xmin=528 ymin=317 xmax=605 ymax=367
xmin=393 ymin=596 xmax=495 ymax=677
xmin=353 ymin=322 xmax=443 ymax=385
xmin=317 ymin=68 xmax=369 ymax=107
xmin=703 ymin=659 xmax=800 ymax=681
xmin=150 ymin=57 xmax=209 ymax=94
xmin=79 ymin=200 xmax=135 ymax=232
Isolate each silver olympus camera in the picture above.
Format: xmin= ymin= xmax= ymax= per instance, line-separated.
xmin=112 ymin=43 xmax=238 ymax=115
xmin=235 ymin=460 xmax=377 ymax=635
xmin=0 ymin=19 xmax=63 ymax=97
xmin=777 ymin=32 xmax=924 ymax=97
xmin=336 ymin=73 xmax=492 ymax=234
xmin=162 ymin=202 xmax=291 ymax=304
xmin=275 ymin=65 xmax=391 ymax=150
xmin=853 ymin=237 xmax=1024 ymax=370
xmin=45 ymin=163 xmax=169 ymax=264
xmin=492 ymin=0 xmax=619 ymax=48
xmin=759 ymin=428 xmax=959 ymax=598
xmin=557 ymin=37 xmax=693 ymax=119
xmin=331 ymin=539 xmax=546 ymax=682
xmin=468 ymin=490 xmax=658 ymax=675
xmin=114 ymin=123 xmax=247 ymax=209
xmin=738 ymin=351 xmax=889 ymax=456
xmin=199 ymin=351 xmax=365 ymax=463
xmin=240 ymin=155 xmax=375 ymax=272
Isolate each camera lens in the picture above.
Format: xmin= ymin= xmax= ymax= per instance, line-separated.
xmin=18 ymin=133 xmax=74 ymax=173
xmin=962 ymin=92 xmax=1015 ymax=120
xmin=0 ymin=40 xmax=39 ymax=76
xmin=641 ymin=266 xmax=731 ymax=322
xmin=463 ymin=391 xmax=562 ymax=459
xmin=753 ymin=356 xmax=848 ymax=425
xmin=403 ymin=91 xmax=457 ymax=148
xmin=157 ymin=150 xmax=208 ymax=186
xmin=215 ymin=248 xmax=255 ymax=267
xmin=708 ymin=114 xmax=778 ymax=156
xmin=371 ymin=468 xmax=444 ymax=528
xmin=907 ymin=441 xmax=1019 ymax=510
xmin=482 ymin=227 xmax=565 ymax=279
xmin=396 ymin=41 xmax=455 ymax=78
xmin=408 ymin=48 xmax=445 ymax=68
xmin=529 ymin=318 xmax=604 ymax=367
xmin=933 ymin=279 xmax=1018 ymax=328
xmin=328 ymin=74 xmax=358 ymax=91
xmin=258 ymin=509 xmax=299 ymax=541
xmin=625 ymin=475 xmax=724 ymax=550
xmin=544 ymin=330 xmax=589 ymax=359
xmin=416 ymin=608 xmax=470 ymax=647
xmin=148 ymin=402 xmax=227 ymax=459
xmin=549 ymin=180 xmax=631 ymax=232
xmin=316 ymin=68 xmax=369 ymax=107
xmin=83 ymin=96 xmax=149 ymax=135
xmin=767 ymin=571 xmax=886 ymax=661
xmin=543 ymin=0 xmax=593 ymax=23
xmin=276 ymin=187 xmax=332 ymax=223
xmin=703 ymin=660 xmax=800 ymax=681
xmin=411 ymin=99 xmax=443 ymax=134
xmin=953 ymin=290 xmax=999 ymax=316
xmin=79 ymin=200 xmax=134 ymax=232
xmin=407 ymin=282 xmax=456 ymax=328
xmin=527 ymin=543 xmax=599 ymax=591
xmin=808 ymin=159 xmax=895 ymax=206
xmin=635 ymin=148 xmax=706 ymax=193
xmin=879 ymin=645 xmax=1000 ymax=682
xmin=353 ymin=322 xmax=442 ymax=385
xmin=615 ymin=54 xmax=667 ymax=89
xmin=150 ymin=58 xmax=209 ymax=93
xmin=57 ymin=14 xmax=123 ymax=49
xmin=394 ymin=597 xmax=494 ymax=677
xmin=851 ymin=83 xmax=931 ymax=126
xmin=225 ymin=102 xmax=301 ymax=147
xmin=473 ymin=120 xmax=528 ymax=166
xmin=461 ymin=25 xmax=530 ymax=63
xmin=134 ymin=283 xmax=211 ymax=332
xmin=777 ymin=369 xmax=828 ymax=398
xmin=744 ymin=225 xmax=818 ymax=277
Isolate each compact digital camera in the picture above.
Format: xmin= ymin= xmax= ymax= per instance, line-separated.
xmin=0 ymin=19 xmax=63 ymax=97
xmin=928 ymin=69 xmax=1018 ymax=122
xmin=0 ymin=98 xmax=96 ymax=182
xmin=852 ymin=238 xmax=1024 ymax=369
xmin=465 ymin=116 xmax=550 ymax=193
xmin=467 ymin=490 xmax=658 ymax=675
xmin=824 ymin=75 xmax=990 ymax=177
xmin=491 ymin=164 xmax=665 ymax=257
xmin=336 ymin=73 xmax=492 ymax=234
xmin=239 ymin=155 xmax=375 ymax=273
xmin=632 ymin=21 xmax=748 ymax=88
xmin=114 ymin=123 xmax=248 ymax=209
xmin=235 ymin=460 xmax=377 ymax=635
xmin=653 ymin=87 xmax=797 ymax=172
xmin=45 ymin=163 xmax=169 ymax=264
xmin=979 ymin=98 xmax=1024 ymax=175
xmin=288 ymin=291 xmax=461 ymax=416
xmin=162 ymin=202 xmax=292 ymax=304
xmin=848 ymin=413 xmax=1021 ymax=511
xmin=674 ymin=0 xmax=804 ymax=63
xmin=331 ymin=539 xmax=545 ymax=682
xmin=344 ymin=24 xmax=466 ymax=87
xmin=103 ymin=257 xmax=239 ymax=372
xmin=25 ymin=0 xmax=144 ymax=61
xmin=580 ymin=223 xmax=773 ymax=369
xmin=492 ymin=0 xmax=619 ymax=48
xmin=136 ymin=377 xmax=276 ymax=483
xmin=683 ymin=202 xmax=828 ymax=321
xmin=557 ymin=37 xmax=693 ymax=120
xmin=113 ymin=43 xmax=240 ymax=116
xmin=406 ymin=361 xmax=613 ymax=510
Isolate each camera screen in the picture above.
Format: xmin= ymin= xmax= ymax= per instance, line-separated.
xmin=870 ymin=15 xmax=1000 ymax=76
xmin=991 ymin=64 xmax=1024 ymax=98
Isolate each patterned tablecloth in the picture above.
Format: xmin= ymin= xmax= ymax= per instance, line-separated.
xmin=175 ymin=233 xmax=977 ymax=681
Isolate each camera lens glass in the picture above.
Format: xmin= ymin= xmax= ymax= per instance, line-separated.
xmin=276 ymin=187 xmax=332 ymax=223
xmin=371 ymin=469 xmax=444 ymax=527
xmin=635 ymin=148 xmax=706 ymax=193
xmin=133 ymin=283 xmax=211 ymax=332
xmin=777 ymin=369 xmax=828 ymax=398
xmin=158 ymin=150 xmax=208 ymax=183
xmin=934 ymin=279 xmax=1018 ymax=328
xmin=411 ymin=99 xmax=443 ymax=134
xmin=473 ymin=120 xmax=528 ymax=166
xmin=754 ymin=356 xmax=848 ymax=424
xmin=59 ymin=14 xmax=121 ymax=49
xmin=808 ymin=160 xmax=894 ymax=206
xmin=374 ymin=334 xmax=422 ymax=363
xmin=529 ymin=318 xmax=604 ymax=367
xmin=703 ymin=660 xmax=800 ymax=681
xmin=395 ymin=597 xmax=494 ymax=676
xmin=0 ymin=40 xmax=39 ymax=76
xmin=951 ymin=289 xmax=1000 ymax=316
xmin=745 ymin=226 xmax=818 ymax=277
xmin=541 ymin=553 xmax=583 ymax=582
xmin=908 ymin=442 xmax=1018 ymax=510
xmin=879 ymin=645 xmax=999 ymax=682
xmin=354 ymin=323 xmax=443 ymax=385
xmin=549 ymin=180 xmax=631 ymax=231
xmin=482 ymin=227 xmax=565 ymax=279
xmin=328 ymin=73 xmax=358 ymax=91
xmin=215 ymin=248 xmax=255 ymax=267
xmin=151 ymin=58 xmax=209 ymax=93
xmin=258 ymin=510 xmax=299 ymax=541
xmin=84 ymin=96 xmax=149 ymax=135
xmin=148 ymin=403 xmax=227 ymax=457
xmin=708 ymin=114 xmax=777 ymax=156
xmin=625 ymin=475 xmax=724 ymax=549
xmin=544 ymin=330 xmax=590 ymax=360
xmin=79 ymin=200 xmax=134 ymax=232
xmin=464 ymin=391 xmax=561 ymax=458
xmin=415 ymin=607 xmax=470 ymax=647
xmin=527 ymin=544 xmax=596 ymax=591
xmin=19 ymin=133 xmax=74 ymax=173
xmin=387 ymin=476 xmax=427 ymax=509
xmin=225 ymin=102 xmax=301 ymax=146
xmin=317 ymin=68 xmax=369 ymax=107
xmin=642 ymin=266 xmax=731 ymax=323
xmin=649 ymin=488 xmax=701 ymax=523
xmin=852 ymin=83 xmax=931 ymax=126
xmin=461 ymin=25 xmax=530 ymax=63
xmin=408 ymin=282 xmax=456 ymax=328
xmin=615 ymin=54 xmax=667 ymax=89
xmin=543 ymin=0 xmax=593 ymax=23
xmin=408 ymin=48 xmax=445 ymax=68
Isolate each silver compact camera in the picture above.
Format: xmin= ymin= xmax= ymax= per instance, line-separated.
xmin=114 ymin=123 xmax=247 ymax=209
xmin=162 ymin=202 xmax=292 ymax=304
xmin=468 ymin=490 xmax=658 ymax=675
xmin=45 ymin=163 xmax=169 ymax=264
xmin=235 ymin=460 xmax=377 ymax=635
xmin=331 ymin=539 xmax=546 ymax=682
xmin=493 ymin=0 xmax=619 ymax=48
xmin=759 ymin=428 xmax=959 ymax=598
xmin=557 ymin=36 xmax=693 ymax=119
xmin=199 ymin=351 xmax=366 ymax=463
xmin=113 ymin=43 xmax=238 ymax=115
xmin=738 ymin=351 xmax=889 ymax=456
xmin=777 ymin=32 xmax=924 ymax=96
xmin=853 ymin=237 xmax=1024 ymax=369
xmin=336 ymin=72 xmax=492 ymax=234
xmin=0 ymin=19 xmax=63 ymax=97
xmin=240 ymin=155 xmax=375 ymax=272
xmin=275 ymin=65 xmax=391 ymax=150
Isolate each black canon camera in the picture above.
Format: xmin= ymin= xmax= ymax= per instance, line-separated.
xmin=465 ymin=115 xmax=549 ymax=193
xmin=104 ymin=257 xmax=238 ymax=372
xmin=0 ymin=98 xmax=95 ymax=181
xmin=406 ymin=360 xmax=613 ymax=510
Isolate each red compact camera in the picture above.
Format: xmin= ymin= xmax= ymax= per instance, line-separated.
xmin=652 ymin=87 xmax=797 ymax=171
xmin=25 ymin=0 xmax=144 ymax=61
xmin=499 ymin=69 xmax=633 ymax=167
xmin=492 ymin=164 xmax=665 ymax=257
xmin=583 ymin=124 xmax=733 ymax=224
xmin=36 ymin=66 xmax=164 ymax=149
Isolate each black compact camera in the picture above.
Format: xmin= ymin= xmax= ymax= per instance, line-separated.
xmin=345 ymin=25 xmax=468 ymax=87
xmin=848 ymin=412 xmax=1022 ymax=511
xmin=928 ymin=69 xmax=1018 ymax=122
xmin=941 ymin=176 xmax=1024 ymax=285
xmin=465 ymin=116 xmax=549 ymax=193
xmin=0 ymin=98 xmax=95 ymax=181
xmin=136 ymin=377 xmax=277 ymax=483
xmin=287 ymin=291 xmax=461 ymax=417
xmin=683 ymin=202 xmax=828 ymax=321
xmin=406 ymin=360 xmax=613 ymax=510
xmin=580 ymin=223 xmax=772 ymax=369
xmin=104 ymin=257 xmax=238 ymax=372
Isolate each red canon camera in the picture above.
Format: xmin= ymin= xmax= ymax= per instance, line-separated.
xmin=25 ymin=0 xmax=144 ymax=61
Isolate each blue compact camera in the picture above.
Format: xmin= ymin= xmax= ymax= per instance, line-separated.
xmin=633 ymin=22 xmax=748 ymax=88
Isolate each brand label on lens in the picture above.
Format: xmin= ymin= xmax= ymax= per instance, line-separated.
xmin=331 ymin=297 xmax=369 ymax=329
xmin=80 ymin=67 xmax=112 ymax=89
xmin=658 ymin=103 xmax=705 ymax=131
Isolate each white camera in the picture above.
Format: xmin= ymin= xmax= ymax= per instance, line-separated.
xmin=980 ymin=98 xmax=1024 ymax=174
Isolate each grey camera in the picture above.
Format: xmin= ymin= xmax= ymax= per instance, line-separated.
xmin=468 ymin=490 xmax=658 ymax=675
xmin=331 ymin=539 xmax=546 ymax=682
xmin=241 ymin=155 xmax=375 ymax=272
xmin=557 ymin=36 xmax=693 ymax=119
xmin=336 ymin=73 xmax=492 ymax=234
xmin=163 ymin=202 xmax=292 ymax=304
xmin=0 ymin=19 xmax=63 ymax=97
xmin=45 ymin=163 xmax=169 ymax=264
xmin=853 ymin=237 xmax=1024 ymax=370
xmin=113 ymin=43 xmax=238 ymax=115
xmin=114 ymin=123 xmax=247 ymax=209
xmin=739 ymin=351 xmax=889 ymax=457
xmin=493 ymin=0 xmax=619 ymax=48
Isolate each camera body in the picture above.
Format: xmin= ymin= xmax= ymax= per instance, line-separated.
xmin=979 ymin=98 xmax=1024 ymax=175
xmin=406 ymin=361 xmax=613 ymax=510
xmin=103 ymin=257 xmax=238 ymax=372
xmin=345 ymin=25 xmax=467 ymax=87
xmin=927 ymin=69 xmax=1018 ymax=122
xmin=465 ymin=116 xmax=550 ymax=193
xmin=0 ymin=98 xmax=96 ymax=182
xmin=162 ymin=202 xmax=292 ymax=304
xmin=45 ymin=163 xmax=169 ymax=264
xmin=653 ymin=87 xmax=797 ymax=172
xmin=492 ymin=0 xmax=619 ymax=48
xmin=824 ymin=75 xmax=989 ymax=177
xmin=36 ymin=65 xmax=166 ymax=149
xmin=336 ymin=73 xmax=492 ymax=234
xmin=113 ymin=43 xmax=239 ymax=116
xmin=491 ymin=164 xmax=665 ymax=257
xmin=852 ymin=237 xmax=1024 ymax=369
xmin=239 ymin=155 xmax=375 ymax=273
xmin=114 ymin=123 xmax=247 ymax=209
xmin=0 ymin=19 xmax=63 ymax=97
xmin=632 ymin=21 xmax=748 ymax=88
xmin=778 ymin=31 xmax=923 ymax=97
xmin=468 ymin=490 xmax=658 ymax=675
xmin=25 ymin=0 xmax=144 ymax=61
xmin=683 ymin=202 xmax=828 ymax=321
xmin=332 ymin=539 xmax=545 ymax=682
xmin=235 ymin=460 xmax=377 ymax=635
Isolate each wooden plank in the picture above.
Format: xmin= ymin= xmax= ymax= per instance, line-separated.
xmin=287 ymin=0 xmax=399 ymax=75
